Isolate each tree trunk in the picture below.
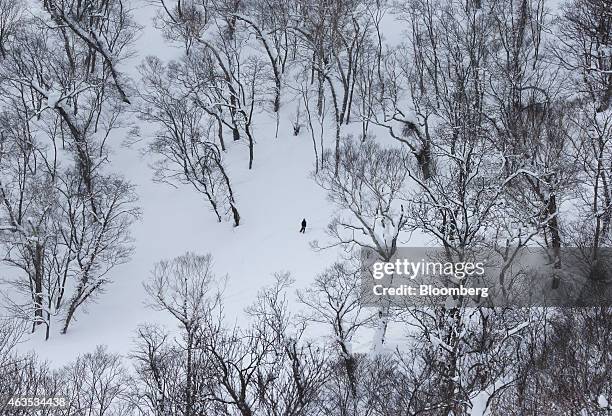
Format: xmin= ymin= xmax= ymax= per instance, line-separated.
xmin=32 ymin=243 xmax=44 ymax=332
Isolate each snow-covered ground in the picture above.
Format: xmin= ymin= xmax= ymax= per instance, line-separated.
xmin=15 ymin=0 xmax=357 ymax=363
xmin=22 ymin=127 xmax=340 ymax=364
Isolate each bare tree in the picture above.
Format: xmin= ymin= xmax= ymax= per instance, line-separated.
xmin=0 ymin=318 xmax=28 ymax=410
xmin=143 ymin=252 xmax=224 ymax=416
xmin=298 ymin=261 xmax=374 ymax=398
xmin=137 ymin=56 xmax=241 ymax=226
xmin=246 ymin=273 xmax=330 ymax=416
xmin=235 ymin=0 xmax=294 ymax=112
xmin=313 ymin=137 xmax=409 ymax=259
xmin=59 ymin=346 xmax=132 ymax=416
xmin=313 ymin=137 xmax=410 ymax=351
xmin=58 ymin=173 xmax=139 ymax=334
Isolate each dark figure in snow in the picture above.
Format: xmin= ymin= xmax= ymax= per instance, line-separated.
xmin=300 ymin=218 xmax=307 ymax=233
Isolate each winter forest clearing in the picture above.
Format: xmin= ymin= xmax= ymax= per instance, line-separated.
xmin=0 ymin=0 xmax=611 ymax=414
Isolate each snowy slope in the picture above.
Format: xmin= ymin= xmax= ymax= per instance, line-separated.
xmin=14 ymin=2 xmax=341 ymax=363
xmin=20 ymin=110 xmax=344 ymax=365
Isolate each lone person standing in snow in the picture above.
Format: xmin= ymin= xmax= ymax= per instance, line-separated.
xmin=300 ymin=218 xmax=307 ymax=233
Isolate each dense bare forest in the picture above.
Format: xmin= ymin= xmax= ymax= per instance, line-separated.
xmin=0 ymin=0 xmax=611 ymax=414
